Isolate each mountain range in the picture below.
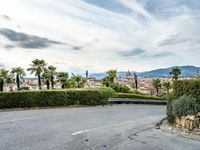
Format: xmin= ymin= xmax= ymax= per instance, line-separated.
xmin=89 ymin=66 xmax=200 ymax=78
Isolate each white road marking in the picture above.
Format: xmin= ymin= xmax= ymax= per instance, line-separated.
xmin=72 ymin=120 xmax=140 ymax=136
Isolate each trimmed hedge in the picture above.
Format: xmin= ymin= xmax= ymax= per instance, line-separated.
xmin=0 ymin=88 xmax=116 ymax=108
xmin=167 ymin=80 xmax=200 ymax=124
xmin=173 ymin=80 xmax=200 ymax=100
xmin=115 ymin=93 xmax=165 ymax=100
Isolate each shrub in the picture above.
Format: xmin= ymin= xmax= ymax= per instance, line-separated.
xmin=0 ymin=88 xmax=116 ymax=108
xmin=173 ymin=80 xmax=200 ymax=100
xmin=172 ymin=95 xmax=200 ymax=116
xmin=110 ymin=83 xmax=130 ymax=93
xmin=167 ymin=94 xmax=176 ymax=124
xmin=115 ymin=93 xmax=165 ymax=100
xmin=167 ymin=80 xmax=200 ymax=124
xmin=19 ymin=86 xmax=30 ymax=91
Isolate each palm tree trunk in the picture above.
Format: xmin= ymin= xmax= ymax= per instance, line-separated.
xmin=51 ymin=76 xmax=54 ymax=88
xmin=16 ymin=74 xmax=20 ymax=90
xmin=46 ymin=80 xmax=50 ymax=89
xmin=156 ymin=88 xmax=159 ymax=94
xmin=38 ymin=74 xmax=42 ymax=90
xmin=135 ymin=79 xmax=138 ymax=90
xmin=0 ymin=78 xmax=3 ymax=92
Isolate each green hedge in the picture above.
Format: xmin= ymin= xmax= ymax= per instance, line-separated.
xmin=173 ymin=80 xmax=200 ymax=100
xmin=167 ymin=80 xmax=200 ymax=124
xmin=115 ymin=93 xmax=165 ymax=100
xmin=0 ymin=88 xmax=116 ymax=108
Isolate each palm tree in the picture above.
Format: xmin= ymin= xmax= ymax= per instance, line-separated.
xmin=27 ymin=59 xmax=46 ymax=89
xmin=153 ymin=78 xmax=161 ymax=94
xmin=70 ymin=74 xmax=86 ymax=88
xmin=103 ymin=69 xmax=117 ymax=86
xmin=170 ymin=67 xmax=181 ymax=80
xmin=162 ymin=82 xmax=171 ymax=95
xmin=48 ymin=65 xmax=57 ymax=88
xmin=0 ymin=69 xmax=11 ymax=92
xmin=11 ymin=67 xmax=25 ymax=90
xmin=42 ymin=69 xmax=51 ymax=89
xmin=57 ymin=72 xmax=69 ymax=89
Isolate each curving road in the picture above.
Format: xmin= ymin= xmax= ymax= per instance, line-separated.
xmin=0 ymin=105 xmax=200 ymax=150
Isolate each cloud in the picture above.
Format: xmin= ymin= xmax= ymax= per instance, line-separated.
xmin=118 ymin=48 xmax=146 ymax=57
xmin=152 ymin=51 xmax=175 ymax=58
xmin=0 ymin=28 xmax=62 ymax=49
xmin=2 ymin=15 xmax=11 ymax=20
xmin=0 ymin=63 xmax=5 ymax=68
xmin=4 ymin=44 xmax=15 ymax=49
xmin=158 ymin=33 xmax=191 ymax=46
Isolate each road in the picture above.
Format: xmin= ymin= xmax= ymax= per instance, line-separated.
xmin=0 ymin=105 xmax=200 ymax=150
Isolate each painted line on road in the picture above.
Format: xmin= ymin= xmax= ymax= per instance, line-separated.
xmin=0 ymin=117 xmax=39 ymax=124
xmin=72 ymin=120 xmax=143 ymax=136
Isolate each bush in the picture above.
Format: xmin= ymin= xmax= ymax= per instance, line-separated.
xmin=167 ymin=94 xmax=176 ymax=124
xmin=172 ymin=95 xmax=200 ymax=116
xmin=115 ymin=93 xmax=165 ymax=100
xmin=19 ymin=86 xmax=30 ymax=91
xmin=0 ymin=88 xmax=116 ymax=108
xmin=167 ymin=80 xmax=200 ymax=124
xmin=173 ymin=80 xmax=200 ymax=100
xmin=110 ymin=83 xmax=130 ymax=93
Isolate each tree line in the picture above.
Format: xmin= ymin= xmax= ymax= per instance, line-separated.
xmin=0 ymin=59 xmax=86 ymax=92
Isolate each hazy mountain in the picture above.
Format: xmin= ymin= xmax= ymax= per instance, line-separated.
xmin=89 ymin=66 xmax=200 ymax=78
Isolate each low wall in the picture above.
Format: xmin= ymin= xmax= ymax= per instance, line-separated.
xmin=175 ymin=113 xmax=200 ymax=133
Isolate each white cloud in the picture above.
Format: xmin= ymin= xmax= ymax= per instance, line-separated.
xmin=0 ymin=0 xmax=199 ymax=73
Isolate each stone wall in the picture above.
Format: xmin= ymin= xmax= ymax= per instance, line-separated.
xmin=175 ymin=113 xmax=200 ymax=134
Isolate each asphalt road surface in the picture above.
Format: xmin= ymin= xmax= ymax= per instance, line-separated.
xmin=0 ymin=105 xmax=200 ymax=150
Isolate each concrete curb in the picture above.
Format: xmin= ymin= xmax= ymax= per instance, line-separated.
xmin=109 ymin=98 xmax=167 ymax=105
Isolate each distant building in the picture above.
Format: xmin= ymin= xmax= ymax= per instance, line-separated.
xmin=125 ymin=70 xmax=133 ymax=79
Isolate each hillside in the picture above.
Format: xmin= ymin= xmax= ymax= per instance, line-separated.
xmin=90 ymin=66 xmax=200 ymax=78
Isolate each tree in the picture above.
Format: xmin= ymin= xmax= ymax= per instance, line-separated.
xmin=170 ymin=67 xmax=181 ymax=80
xmin=133 ymin=73 xmax=138 ymax=90
xmin=103 ymin=69 xmax=117 ymax=86
xmin=48 ymin=65 xmax=57 ymax=88
xmin=0 ymin=69 xmax=12 ymax=92
xmin=27 ymin=59 xmax=46 ymax=90
xmin=70 ymin=74 xmax=86 ymax=88
xmin=57 ymin=72 xmax=69 ymax=89
xmin=162 ymin=82 xmax=171 ymax=95
xmin=153 ymin=78 xmax=161 ymax=94
xmin=42 ymin=69 xmax=51 ymax=89
xmin=11 ymin=67 xmax=25 ymax=90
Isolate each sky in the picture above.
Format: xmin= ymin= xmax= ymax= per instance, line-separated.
xmin=0 ymin=0 xmax=200 ymax=74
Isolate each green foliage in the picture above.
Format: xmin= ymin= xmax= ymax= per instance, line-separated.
xmin=167 ymin=80 xmax=200 ymax=124
xmin=0 ymin=88 xmax=116 ymax=108
xmin=152 ymin=78 xmax=161 ymax=94
xmin=27 ymin=59 xmax=47 ymax=89
xmin=172 ymin=95 xmax=200 ymax=116
xmin=170 ymin=67 xmax=181 ymax=80
xmin=173 ymin=80 xmax=200 ymax=100
xmin=110 ymin=83 xmax=130 ymax=93
xmin=70 ymin=74 xmax=86 ymax=88
xmin=167 ymin=94 xmax=175 ymax=124
xmin=57 ymin=72 xmax=69 ymax=89
xmin=162 ymin=82 xmax=172 ymax=95
xmin=115 ymin=93 xmax=165 ymax=100
xmin=19 ymin=86 xmax=30 ymax=91
xmin=103 ymin=69 xmax=117 ymax=87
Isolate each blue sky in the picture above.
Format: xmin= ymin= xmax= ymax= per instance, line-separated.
xmin=0 ymin=0 xmax=200 ymax=74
